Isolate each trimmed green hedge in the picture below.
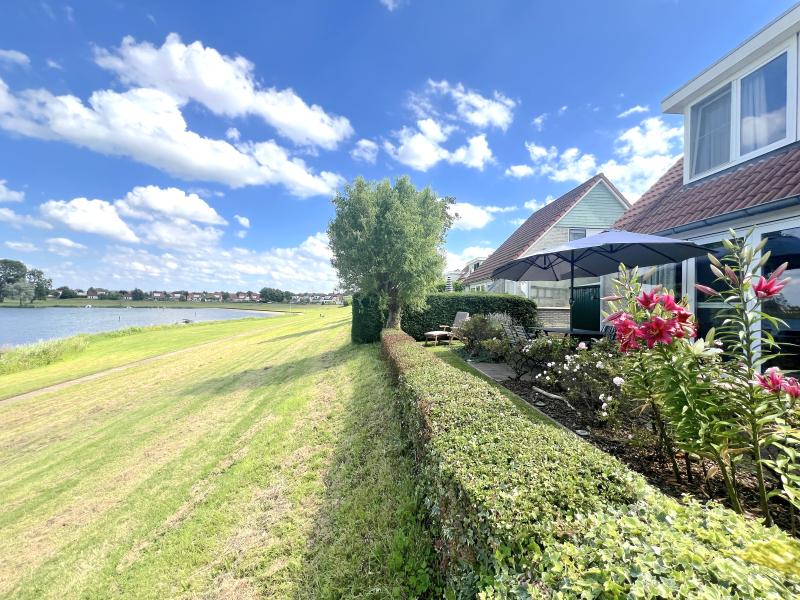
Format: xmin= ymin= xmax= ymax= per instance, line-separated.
xmin=402 ymin=293 xmax=537 ymax=340
xmin=381 ymin=329 xmax=800 ymax=598
xmin=351 ymin=292 xmax=385 ymax=344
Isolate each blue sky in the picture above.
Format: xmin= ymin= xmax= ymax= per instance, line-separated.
xmin=0 ymin=0 xmax=795 ymax=292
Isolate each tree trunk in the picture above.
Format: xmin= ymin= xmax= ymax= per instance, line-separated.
xmin=385 ymin=292 xmax=402 ymax=329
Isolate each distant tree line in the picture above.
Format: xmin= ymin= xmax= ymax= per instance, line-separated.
xmin=0 ymin=259 xmax=52 ymax=305
xmin=259 ymin=287 xmax=293 ymax=303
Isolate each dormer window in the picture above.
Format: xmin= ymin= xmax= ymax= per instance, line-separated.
xmin=740 ymin=52 xmax=787 ymax=155
xmin=690 ymin=84 xmax=731 ymax=177
xmin=685 ymin=44 xmax=796 ymax=182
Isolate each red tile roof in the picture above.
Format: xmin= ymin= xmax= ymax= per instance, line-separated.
xmin=463 ymin=174 xmax=621 ymax=285
xmin=615 ymin=143 xmax=800 ymax=234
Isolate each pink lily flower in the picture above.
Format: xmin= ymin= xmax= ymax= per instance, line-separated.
xmin=640 ymin=316 xmax=673 ymax=348
xmin=636 ymin=289 xmax=661 ymax=310
xmin=755 ymin=366 xmax=784 ymax=393
xmin=753 ymin=274 xmax=787 ymax=299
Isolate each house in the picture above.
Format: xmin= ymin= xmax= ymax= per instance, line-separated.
xmin=171 ymin=291 xmax=186 ymax=301
xmin=614 ymin=4 xmax=800 ymax=370
xmin=86 ymin=288 xmax=99 ymax=300
xmin=151 ymin=291 xmax=165 ymax=301
xmin=189 ymin=292 xmax=203 ymax=302
xmin=463 ymin=174 xmax=630 ymax=328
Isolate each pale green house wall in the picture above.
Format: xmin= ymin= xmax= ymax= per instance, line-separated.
xmin=558 ymin=182 xmax=628 ymax=228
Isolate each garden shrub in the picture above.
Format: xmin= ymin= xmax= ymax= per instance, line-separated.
xmin=402 ymin=293 xmax=537 ymax=340
xmin=351 ymin=292 xmax=385 ymax=344
xmin=381 ymin=328 xmax=800 ymax=598
xmin=457 ymin=314 xmax=501 ymax=356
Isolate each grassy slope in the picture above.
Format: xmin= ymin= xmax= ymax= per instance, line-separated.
xmin=0 ymin=309 xmax=434 ymax=598
xmin=0 ymin=299 xmax=299 ymax=311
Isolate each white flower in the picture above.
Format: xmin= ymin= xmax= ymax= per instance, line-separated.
xmin=599 ymin=394 xmax=605 ymax=400
xmin=613 ymin=376 xmax=624 ymax=387
xmin=595 ymin=361 xmax=604 ymax=369
xmin=606 ymin=396 xmax=613 ymax=403
xmin=601 ymin=411 xmax=608 ymax=417
xmin=601 ymin=402 xmax=608 ymax=410
xmin=577 ymin=342 xmax=588 ymax=350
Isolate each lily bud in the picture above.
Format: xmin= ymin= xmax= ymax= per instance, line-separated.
xmin=724 ymin=265 xmax=739 ymax=285
xmin=695 ymin=284 xmax=720 ymax=297
xmin=771 ymin=261 xmax=789 ymax=280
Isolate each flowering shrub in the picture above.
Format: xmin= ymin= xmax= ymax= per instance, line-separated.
xmin=607 ymin=231 xmax=800 ymax=524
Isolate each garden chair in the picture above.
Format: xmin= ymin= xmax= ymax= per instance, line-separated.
xmin=424 ymin=311 xmax=469 ymax=345
xmin=513 ymin=325 xmax=533 ymax=343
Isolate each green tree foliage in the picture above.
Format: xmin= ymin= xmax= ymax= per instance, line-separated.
xmin=259 ymin=287 xmax=291 ymax=303
xmin=56 ymin=286 xmax=78 ymax=299
xmin=9 ymin=281 xmax=34 ymax=306
xmin=131 ymin=288 xmax=145 ymax=301
xmin=25 ymin=268 xmax=52 ymax=300
xmin=328 ymin=176 xmax=453 ymax=329
xmin=0 ymin=259 xmax=27 ymax=302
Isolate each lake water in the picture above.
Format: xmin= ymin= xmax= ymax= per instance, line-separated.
xmin=0 ymin=307 xmax=279 ymax=347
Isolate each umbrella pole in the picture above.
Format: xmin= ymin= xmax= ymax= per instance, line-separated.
xmin=569 ymin=251 xmax=574 ymax=335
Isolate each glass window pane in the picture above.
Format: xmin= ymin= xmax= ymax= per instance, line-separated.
xmin=690 ymin=84 xmax=731 ymax=177
xmin=569 ymin=228 xmax=586 ymax=241
xmin=762 ymin=228 xmax=800 ymax=371
xmin=694 ymin=242 xmax=727 ymax=338
xmin=740 ymin=53 xmax=787 ymax=155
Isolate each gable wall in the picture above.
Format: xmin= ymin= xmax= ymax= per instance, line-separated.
xmin=557 ymin=182 xmax=628 ymax=228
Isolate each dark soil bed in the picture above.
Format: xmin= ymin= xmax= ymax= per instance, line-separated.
xmin=502 ymin=377 xmax=799 ymax=535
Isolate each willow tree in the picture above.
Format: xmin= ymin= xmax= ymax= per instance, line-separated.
xmin=328 ymin=176 xmax=453 ymax=329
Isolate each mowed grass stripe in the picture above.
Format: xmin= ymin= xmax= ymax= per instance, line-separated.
xmin=0 ymin=311 xmax=317 ymax=401
xmin=0 ymin=311 xmax=351 ymax=597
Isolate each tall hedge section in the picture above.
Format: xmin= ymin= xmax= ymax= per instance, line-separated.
xmin=351 ymin=292 xmax=385 ymax=344
xmin=381 ymin=328 xmax=800 ymax=598
xmin=402 ymin=293 xmax=538 ymax=340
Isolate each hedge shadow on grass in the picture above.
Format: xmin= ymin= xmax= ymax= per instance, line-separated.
xmin=298 ymin=343 xmax=439 ymax=598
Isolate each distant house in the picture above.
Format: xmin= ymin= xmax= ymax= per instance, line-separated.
xmin=463 ymin=173 xmax=629 ymax=328
xmin=171 ymin=291 xmax=186 ymax=301
xmin=151 ymin=291 xmax=165 ymax=301
xmin=189 ymin=292 xmax=203 ymax=302
xmin=86 ymin=288 xmax=99 ymax=300
xmin=614 ymin=5 xmax=800 ymax=369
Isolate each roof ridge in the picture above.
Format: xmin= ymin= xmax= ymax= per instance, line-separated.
xmin=462 ymin=174 xmax=606 ymax=285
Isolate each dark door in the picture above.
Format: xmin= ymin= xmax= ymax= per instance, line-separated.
xmin=571 ymin=284 xmax=600 ymax=331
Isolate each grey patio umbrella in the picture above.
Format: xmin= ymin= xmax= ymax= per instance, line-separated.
xmin=490 ymin=229 xmax=709 ymax=332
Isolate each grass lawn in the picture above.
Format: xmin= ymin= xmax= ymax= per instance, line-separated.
xmin=0 ymin=309 xmax=435 ymax=598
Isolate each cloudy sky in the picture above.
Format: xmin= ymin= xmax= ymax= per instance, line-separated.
xmin=0 ymin=1 xmax=792 ymax=292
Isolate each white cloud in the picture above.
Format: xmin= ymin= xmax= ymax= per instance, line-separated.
xmin=0 ymin=179 xmax=24 ymax=202
xmin=235 ymin=230 xmax=247 ymax=239
xmin=136 ymin=217 xmax=223 ymax=249
xmin=504 ymin=164 xmax=534 ymax=178
xmin=94 ymin=34 xmax=353 ymax=149
xmin=351 ymin=138 xmax=379 ymax=163
xmin=509 ymin=218 xmax=526 ymax=227
xmin=0 ymin=49 xmax=30 ymax=68
xmin=524 ymin=117 xmax=683 ymax=200
xmin=0 ymin=207 xmax=52 ymax=229
xmin=428 ymin=79 xmax=515 ymax=130
xmin=380 ymin=0 xmax=403 ymax=10
xmin=617 ymin=104 xmax=649 ymax=118
xmin=484 ymin=205 xmax=518 ymax=213
xmin=93 ymin=231 xmax=338 ymax=291
xmin=449 ymin=134 xmax=494 ymax=170
xmin=448 ymin=202 xmax=495 ymax=230
xmin=46 ymin=237 xmax=87 ymax=255
xmin=384 ymin=119 xmax=452 ymax=171
xmin=40 ymin=198 xmax=139 ymax=242
xmin=558 ymin=105 xmax=568 ymax=116
xmin=532 ymin=112 xmax=547 ymax=131
xmin=225 ymin=127 xmax=240 ymax=141
xmin=523 ymin=195 xmax=556 ymax=212
xmin=0 ymin=79 xmax=342 ymax=197
xmin=445 ymin=245 xmax=495 ymax=271
xmin=4 ymin=241 xmax=37 ymax=252
xmin=116 ymin=185 xmax=227 ymax=225
xmin=385 ymin=119 xmax=494 ymax=171
xmin=234 ymin=214 xmax=250 ymax=228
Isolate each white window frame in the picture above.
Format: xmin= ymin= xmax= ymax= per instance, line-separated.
xmin=684 ymin=38 xmax=797 ymax=183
